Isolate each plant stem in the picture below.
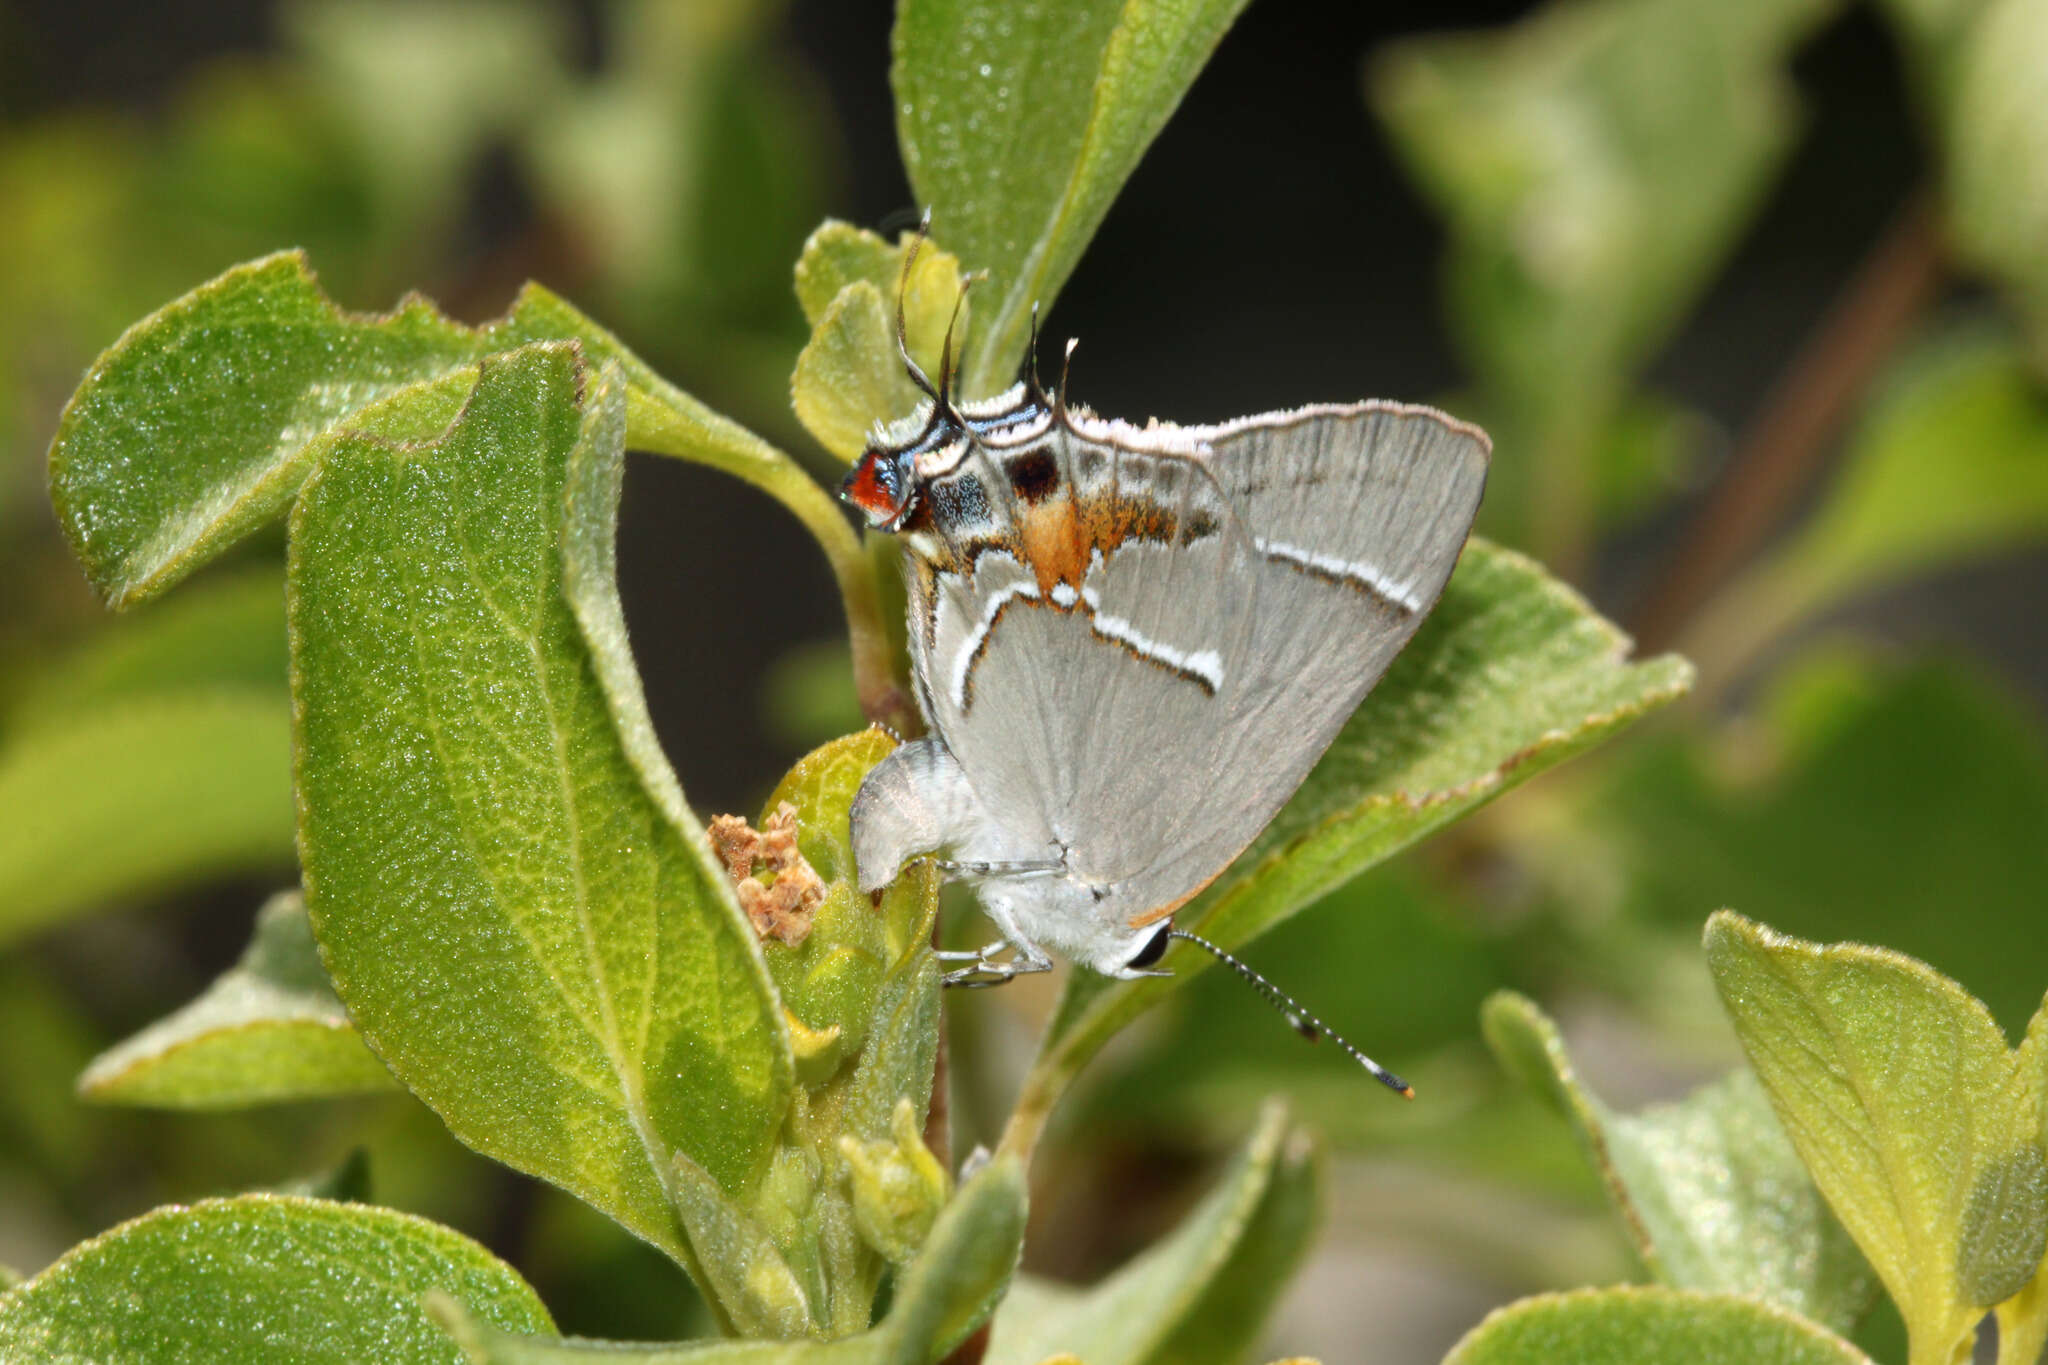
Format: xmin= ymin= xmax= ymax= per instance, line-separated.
xmin=1629 ymin=189 xmax=1945 ymax=654
xmin=622 ymin=389 xmax=916 ymax=734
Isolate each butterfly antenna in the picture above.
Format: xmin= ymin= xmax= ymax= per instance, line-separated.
xmin=937 ymin=270 xmax=983 ymax=414
xmin=1022 ymin=301 xmax=1050 ymax=405
xmin=896 ymin=209 xmax=941 ymax=402
xmin=1169 ymin=929 xmax=1413 ymax=1098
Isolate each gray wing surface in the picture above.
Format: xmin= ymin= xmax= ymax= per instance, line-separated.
xmin=912 ymin=435 xmax=1262 ymax=892
xmin=915 ymin=402 xmax=1488 ymax=931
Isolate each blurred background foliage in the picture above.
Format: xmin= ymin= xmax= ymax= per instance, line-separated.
xmin=0 ymin=0 xmax=2044 ymax=1361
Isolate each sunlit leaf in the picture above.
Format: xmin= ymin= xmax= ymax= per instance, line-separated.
xmin=790 ymin=224 xmax=966 ymax=461
xmin=893 ymin=0 xmax=1252 ymax=397
xmin=1444 ymin=1287 xmax=1872 ymax=1365
xmin=1707 ymin=913 xmax=2048 ymax=1362
xmin=986 ymin=1101 xmax=1318 ymax=1365
xmin=1012 ymin=542 xmax=1692 ymax=1152
xmin=290 ymin=347 xmax=793 ymax=1279
xmin=0 ymin=1196 xmax=551 ymax=1364
xmin=1483 ymin=991 xmax=1874 ymax=1333
xmin=77 ymin=889 xmax=395 ymax=1109
xmin=794 ymin=283 xmax=908 ymax=461
xmin=50 ymin=251 xmax=817 ymax=608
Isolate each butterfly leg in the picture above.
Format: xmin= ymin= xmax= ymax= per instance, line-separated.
xmin=941 ymin=893 xmax=1054 ymax=988
xmin=940 ymin=939 xmax=1054 ymax=989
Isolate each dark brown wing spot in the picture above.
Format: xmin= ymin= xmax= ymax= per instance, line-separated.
xmin=1007 ymin=449 xmax=1060 ymax=504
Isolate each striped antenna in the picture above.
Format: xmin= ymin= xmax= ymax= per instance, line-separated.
xmin=1169 ymin=929 xmax=1413 ymax=1099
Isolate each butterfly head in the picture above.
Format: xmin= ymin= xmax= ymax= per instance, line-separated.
xmin=842 ymin=440 xmax=920 ymax=531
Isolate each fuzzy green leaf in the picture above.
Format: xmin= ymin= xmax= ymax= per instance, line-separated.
xmin=789 ymin=224 xmax=968 ymax=462
xmin=1011 ymin=541 xmax=1692 ymax=1151
xmin=77 ymin=889 xmax=395 ymax=1108
xmin=290 ymin=346 xmax=793 ymax=1280
xmin=1707 ymin=913 xmax=2048 ymax=1362
xmin=437 ymin=1155 xmax=1028 ymax=1364
xmin=1483 ymin=991 xmax=1874 ymax=1333
xmin=794 ymin=283 xmax=908 ymax=461
xmin=892 ymin=0 xmax=1251 ymax=397
xmin=0 ymin=692 xmax=294 ymax=948
xmin=1444 ymin=1287 xmax=1873 ymax=1365
xmin=986 ymin=1101 xmax=1318 ymax=1365
xmin=0 ymin=1195 xmax=551 ymax=1364
xmin=50 ymin=250 xmax=816 ymax=608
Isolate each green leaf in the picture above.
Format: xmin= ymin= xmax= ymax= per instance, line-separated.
xmin=1683 ymin=329 xmax=2048 ymax=690
xmin=0 ymin=1195 xmax=551 ymax=1364
xmin=49 ymin=250 xmax=828 ymax=608
xmin=986 ymin=1101 xmax=1318 ymax=1365
xmin=1444 ymin=1287 xmax=1873 ymax=1365
xmin=1008 ymin=541 xmax=1692 ymax=1154
xmin=1946 ymin=0 xmax=2048 ymax=345
xmin=290 ymin=346 xmax=793 ymax=1280
xmin=1592 ymin=658 xmax=2048 ymax=1036
xmin=1370 ymin=0 xmax=1835 ymax=557
xmin=437 ymin=1154 xmax=1028 ymax=1364
xmin=1483 ymin=991 xmax=1875 ymax=1334
xmin=1993 ymin=1005 xmax=2048 ymax=1365
xmin=794 ymin=283 xmax=910 ymax=462
xmin=4 ymin=566 xmax=286 ymax=731
xmin=789 ymin=224 xmax=968 ymax=462
xmin=892 ymin=0 xmax=1252 ymax=397
xmin=753 ymin=729 xmax=941 ymax=1066
xmin=0 ymin=691 xmax=294 ymax=948
xmin=1707 ymin=913 xmax=2048 ymax=1363
xmin=77 ymin=889 xmax=395 ymax=1108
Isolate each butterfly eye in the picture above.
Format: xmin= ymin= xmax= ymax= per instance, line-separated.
xmin=1126 ymin=922 xmax=1173 ymax=970
xmin=842 ymin=450 xmax=907 ymax=526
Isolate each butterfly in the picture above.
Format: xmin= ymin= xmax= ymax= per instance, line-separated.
xmin=840 ymin=285 xmax=1488 ymax=1022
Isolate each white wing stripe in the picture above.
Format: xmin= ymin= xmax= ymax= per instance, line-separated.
xmin=952 ymin=579 xmax=1041 ymax=709
xmin=1254 ymin=537 xmax=1424 ymax=612
xmin=1079 ymin=585 xmax=1225 ymax=691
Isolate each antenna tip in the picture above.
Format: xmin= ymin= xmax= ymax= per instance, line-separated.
xmin=1397 ymin=1084 xmax=1416 ymax=1101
